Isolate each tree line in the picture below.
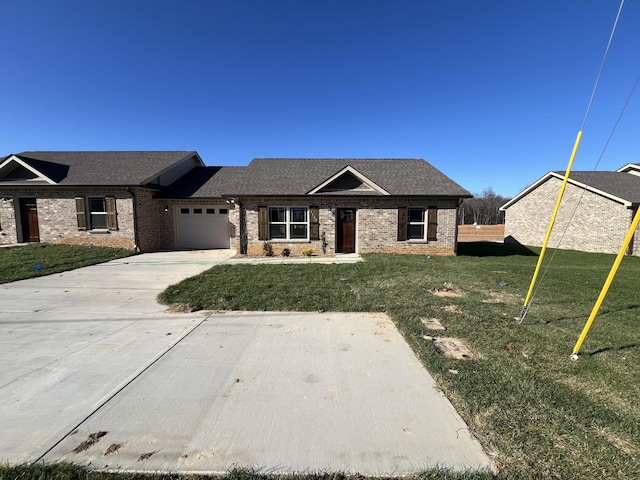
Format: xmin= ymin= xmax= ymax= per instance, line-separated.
xmin=458 ymin=187 xmax=510 ymax=225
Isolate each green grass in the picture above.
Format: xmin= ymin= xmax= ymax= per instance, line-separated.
xmin=157 ymin=242 xmax=640 ymax=479
xmin=0 ymin=244 xmax=135 ymax=284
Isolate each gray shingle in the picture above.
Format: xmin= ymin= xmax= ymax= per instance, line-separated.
xmin=160 ymin=166 xmax=246 ymax=198
xmin=4 ymin=151 xmax=198 ymax=186
xmin=557 ymin=171 xmax=640 ymax=204
xmin=224 ymin=158 xmax=471 ymax=197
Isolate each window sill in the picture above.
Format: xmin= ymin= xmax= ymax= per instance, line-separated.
xmin=89 ymin=229 xmax=111 ymax=234
xmin=267 ymin=239 xmax=311 ymax=243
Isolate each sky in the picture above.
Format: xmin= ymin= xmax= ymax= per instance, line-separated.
xmin=1 ymin=1 xmax=638 ymax=198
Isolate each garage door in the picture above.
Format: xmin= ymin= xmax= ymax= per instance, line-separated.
xmin=176 ymin=206 xmax=230 ymax=249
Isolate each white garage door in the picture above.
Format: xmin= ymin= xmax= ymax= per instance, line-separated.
xmin=176 ymin=205 xmax=230 ymax=249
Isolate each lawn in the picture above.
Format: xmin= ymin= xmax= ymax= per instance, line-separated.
xmin=0 ymin=244 xmax=135 ymax=284
xmin=157 ymin=242 xmax=640 ymax=479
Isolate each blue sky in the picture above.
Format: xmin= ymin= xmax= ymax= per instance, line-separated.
xmin=1 ymin=1 xmax=638 ymax=197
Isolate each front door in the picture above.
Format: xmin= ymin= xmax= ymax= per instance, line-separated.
xmin=336 ymin=208 xmax=356 ymax=253
xmin=19 ymin=198 xmax=40 ymax=243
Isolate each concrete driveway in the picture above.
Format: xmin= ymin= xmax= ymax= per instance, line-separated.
xmin=0 ymin=250 xmax=494 ymax=475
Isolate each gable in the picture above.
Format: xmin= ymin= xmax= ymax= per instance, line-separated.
xmin=0 ymin=155 xmax=59 ymax=184
xmin=308 ymin=166 xmax=389 ymax=195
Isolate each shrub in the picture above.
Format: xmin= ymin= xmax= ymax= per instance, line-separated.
xmin=262 ymin=242 xmax=274 ymax=256
xmin=302 ymin=248 xmax=313 ymax=257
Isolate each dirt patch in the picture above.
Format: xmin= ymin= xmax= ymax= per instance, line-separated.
xmin=103 ymin=443 xmax=122 ymax=456
xmin=442 ymin=304 xmax=463 ymax=314
xmin=427 ymin=282 xmax=463 ymax=297
xmin=164 ymin=303 xmax=201 ymax=313
xmin=420 ymin=317 xmax=447 ymax=331
xmin=429 ymin=337 xmax=476 ymax=359
xmin=138 ymin=451 xmax=158 ymax=461
xmin=72 ymin=431 xmax=108 ymax=454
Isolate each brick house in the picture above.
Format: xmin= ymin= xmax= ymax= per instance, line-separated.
xmin=0 ymin=152 xmax=471 ymax=256
xmin=500 ymin=164 xmax=640 ymax=255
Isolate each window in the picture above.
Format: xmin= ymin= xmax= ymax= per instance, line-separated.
xmin=206 ymin=208 xmax=215 ymax=214
xmin=265 ymin=207 xmax=308 ymax=240
xmin=407 ymin=208 xmax=425 ymax=239
xmin=181 ymin=208 xmax=189 ymax=214
xmin=89 ymin=197 xmax=108 ymax=229
xmin=194 ymin=208 xmax=202 ymax=214
xmin=75 ymin=196 xmax=118 ymax=231
xmin=397 ymin=207 xmax=437 ymax=241
xmin=219 ymin=208 xmax=228 ymax=214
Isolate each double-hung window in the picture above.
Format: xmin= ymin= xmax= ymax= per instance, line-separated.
xmin=268 ymin=207 xmax=308 ymax=240
xmin=75 ymin=196 xmax=118 ymax=231
xmin=89 ymin=197 xmax=108 ymax=229
xmin=398 ymin=206 xmax=437 ymax=241
xmin=407 ymin=207 xmax=426 ymax=240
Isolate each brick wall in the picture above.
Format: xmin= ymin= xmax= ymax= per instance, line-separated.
xmin=239 ymin=197 xmax=460 ymax=256
xmin=0 ymin=197 xmax=17 ymax=244
xmin=0 ymin=188 xmax=137 ymax=249
xmin=504 ymin=177 xmax=637 ymax=255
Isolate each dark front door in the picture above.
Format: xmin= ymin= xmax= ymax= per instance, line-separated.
xmin=20 ymin=198 xmax=40 ymax=243
xmin=336 ymin=208 xmax=356 ymax=253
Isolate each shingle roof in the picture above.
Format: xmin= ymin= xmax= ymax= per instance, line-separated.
xmin=159 ymin=166 xmax=246 ymax=198
xmin=557 ymin=171 xmax=640 ymax=204
xmin=1 ymin=151 xmax=198 ymax=186
xmin=223 ymin=158 xmax=471 ymax=197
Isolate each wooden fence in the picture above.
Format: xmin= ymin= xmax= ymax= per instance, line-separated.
xmin=457 ymin=224 xmax=505 ymax=243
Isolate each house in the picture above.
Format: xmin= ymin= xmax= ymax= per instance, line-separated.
xmin=500 ymin=164 xmax=640 ymax=255
xmin=0 ymin=152 xmax=471 ymax=256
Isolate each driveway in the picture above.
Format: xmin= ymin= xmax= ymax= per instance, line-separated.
xmin=0 ymin=250 xmax=494 ymax=475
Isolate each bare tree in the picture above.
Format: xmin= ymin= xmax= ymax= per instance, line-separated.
xmin=459 ymin=187 xmax=510 ymax=225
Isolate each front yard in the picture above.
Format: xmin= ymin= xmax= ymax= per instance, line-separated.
xmin=0 ymin=244 xmax=134 ymax=284
xmin=1 ymin=242 xmax=638 ymax=479
xmin=158 ymin=243 xmax=640 ymax=479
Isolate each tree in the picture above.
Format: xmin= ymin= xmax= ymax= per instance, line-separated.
xmin=458 ymin=187 xmax=510 ymax=225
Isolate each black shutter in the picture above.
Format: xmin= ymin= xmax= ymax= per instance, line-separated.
xmin=75 ymin=197 xmax=87 ymax=230
xmin=258 ymin=206 xmax=268 ymax=240
xmin=427 ymin=207 xmax=438 ymax=241
xmin=309 ymin=206 xmax=320 ymax=240
xmin=397 ymin=207 xmax=407 ymax=241
xmin=106 ymin=197 xmax=118 ymax=230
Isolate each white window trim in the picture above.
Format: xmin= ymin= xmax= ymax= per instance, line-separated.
xmin=88 ymin=197 xmax=108 ymax=231
xmin=407 ymin=207 xmax=426 ymax=241
xmin=268 ymin=206 xmax=309 ymax=241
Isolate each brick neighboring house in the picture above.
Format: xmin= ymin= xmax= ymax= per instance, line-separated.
xmin=0 ymin=153 xmax=471 ymax=256
xmin=500 ymin=164 xmax=640 ymax=255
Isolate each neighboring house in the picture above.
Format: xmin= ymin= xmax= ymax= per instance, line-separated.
xmin=501 ymin=164 xmax=640 ymax=255
xmin=0 ymin=152 xmax=471 ymax=255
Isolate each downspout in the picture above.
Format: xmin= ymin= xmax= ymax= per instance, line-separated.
xmin=127 ymin=187 xmax=140 ymax=252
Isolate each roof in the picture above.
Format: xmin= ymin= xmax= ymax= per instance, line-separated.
xmin=159 ymin=166 xmax=246 ymax=198
xmin=501 ymin=170 xmax=640 ymax=210
xmin=222 ymin=158 xmax=471 ymax=197
xmin=0 ymin=151 xmax=200 ymax=186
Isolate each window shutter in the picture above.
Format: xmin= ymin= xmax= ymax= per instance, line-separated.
xmin=427 ymin=207 xmax=438 ymax=241
xmin=309 ymin=206 xmax=320 ymax=240
xmin=397 ymin=207 xmax=407 ymax=241
xmin=106 ymin=197 xmax=118 ymax=230
xmin=258 ymin=206 xmax=268 ymax=240
xmin=75 ymin=197 xmax=87 ymax=230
